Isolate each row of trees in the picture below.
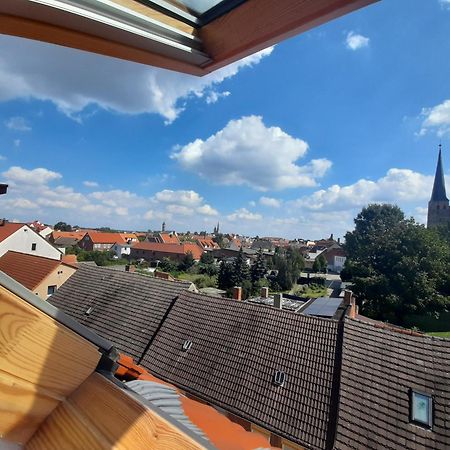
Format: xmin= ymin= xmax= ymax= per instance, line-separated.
xmin=217 ymin=247 xmax=306 ymax=298
xmin=342 ymin=204 xmax=450 ymax=325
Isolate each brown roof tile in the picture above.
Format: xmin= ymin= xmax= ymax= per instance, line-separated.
xmin=0 ymin=250 xmax=62 ymax=290
xmin=48 ymin=265 xmax=191 ymax=360
xmin=87 ymin=231 xmax=127 ymax=244
xmin=141 ymin=291 xmax=341 ymax=450
xmin=334 ymin=318 xmax=450 ymax=450
xmin=0 ymin=222 xmax=24 ymax=242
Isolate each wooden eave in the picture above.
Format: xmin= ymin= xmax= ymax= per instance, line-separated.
xmin=0 ymin=0 xmax=379 ymax=76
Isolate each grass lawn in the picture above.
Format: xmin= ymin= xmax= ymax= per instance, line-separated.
xmin=177 ymin=273 xmax=217 ymax=288
xmin=426 ymin=331 xmax=450 ymax=338
xmin=296 ymin=284 xmax=328 ymax=299
xmin=404 ymin=312 xmax=450 ymax=338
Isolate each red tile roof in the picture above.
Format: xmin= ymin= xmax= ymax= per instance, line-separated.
xmin=115 ymin=354 xmax=272 ymax=450
xmin=0 ymin=251 xmax=67 ymax=290
xmin=159 ymin=232 xmax=180 ymax=244
xmin=0 ymin=222 xmax=24 ymax=242
xmin=132 ymin=241 xmax=203 ymax=260
xmin=195 ymin=237 xmax=219 ymax=249
xmin=87 ymin=231 xmax=127 ymax=244
xmin=51 ymin=230 xmax=86 ymax=241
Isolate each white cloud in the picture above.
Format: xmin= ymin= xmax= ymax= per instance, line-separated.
xmin=227 ymin=208 xmax=262 ymax=221
xmin=419 ymin=99 xmax=450 ymax=137
xmin=293 ymin=168 xmax=433 ymax=211
xmin=172 ymin=115 xmax=331 ymax=191
xmin=13 ymin=139 xmax=21 ymax=148
xmin=259 ymin=196 xmax=282 ymax=208
xmin=0 ymin=35 xmax=272 ymax=123
xmin=197 ymin=204 xmax=219 ymax=216
xmin=0 ymin=165 xmax=221 ymax=231
xmin=0 ymin=155 xmax=6 ymax=161
xmin=206 ymin=91 xmax=230 ymax=104
xmin=440 ymin=0 xmax=450 ymax=9
xmin=83 ymin=180 xmax=99 ymax=188
xmin=5 ymin=116 xmax=31 ymax=131
xmin=2 ymin=166 xmax=62 ymax=185
xmin=154 ymin=189 xmax=202 ymax=206
xmin=345 ymin=31 xmax=370 ymax=50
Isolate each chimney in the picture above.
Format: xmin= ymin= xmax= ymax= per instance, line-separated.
xmin=233 ymin=286 xmax=242 ymax=301
xmin=261 ymin=287 xmax=269 ymax=298
xmin=337 ymin=237 xmax=341 ymax=244
xmin=343 ymin=290 xmax=356 ymax=319
xmin=273 ymin=293 xmax=282 ymax=309
xmin=125 ymin=264 xmax=135 ymax=273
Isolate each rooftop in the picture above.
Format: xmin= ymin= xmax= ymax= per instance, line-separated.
xmin=0 ymin=250 xmax=70 ymax=290
xmin=49 ymin=264 xmax=191 ymax=360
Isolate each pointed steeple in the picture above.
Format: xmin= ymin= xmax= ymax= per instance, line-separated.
xmin=430 ymin=144 xmax=448 ymax=202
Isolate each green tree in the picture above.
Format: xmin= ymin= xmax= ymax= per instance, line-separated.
xmin=218 ymin=261 xmax=234 ymax=290
xmin=159 ymin=257 xmax=177 ymax=273
xmin=275 ymin=258 xmax=293 ymax=291
xmin=312 ymin=258 xmax=321 ymax=273
xmin=54 ymin=221 xmax=72 ymax=231
xmin=251 ymin=249 xmax=266 ymax=283
xmin=200 ymin=251 xmax=214 ymax=265
xmin=344 ymin=204 xmax=450 ymax=324
xmin=178 ymin=251 xmax=195 ymax=272
xmin=317 ymin=254 xmax=327 ymax=273
xmin=231 ymin=248 xmax=250 ymax=287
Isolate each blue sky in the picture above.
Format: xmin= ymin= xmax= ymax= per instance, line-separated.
xmin=1 ymin=0 xmax=450 ymax=239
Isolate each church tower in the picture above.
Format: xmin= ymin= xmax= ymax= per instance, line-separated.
xmin=427 ymin=145 xmax=450 ymax=228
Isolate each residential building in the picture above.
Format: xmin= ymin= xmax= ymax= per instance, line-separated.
xmin=49 ymin=283 xmax=450 ymax=450
xmin=52 ymin=236 xmax=81 ymax=254
xmin=28 ymin=220 xmax=53 ymax=239
xmin=250 ymin=239 xmax=275 ymax=251
xmin=428 ymin=144 xmax=450 ymax=228
xmin=148 ymin=231 xmax=180 ymax=244
xmin=2 ymin=272 xmax=265 ymax=450
xmin=49 ymin=230 xmax=86 ymax=245
xmin=131 ymin=241 xmax=203 ymax=262
xmin=111 ymin=242 xmax=132 ymax=258
xmin=0 ymin=221 xmax=62 ymax=260
xmin=0 ymin=250 xmax=76 ymax=299
xmin=78 ymin=231 xmax=127 ymax=251
xmin=322 ymin=243 xmax=347 ymax=273
xmin=195 ymin=236 xmax=219 ymax=250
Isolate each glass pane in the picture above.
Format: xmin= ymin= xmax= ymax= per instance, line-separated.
xmin=412 ymin=392 xmax=430 ymax=425
xmin=175 ymin=0 xmax=224 ymax=15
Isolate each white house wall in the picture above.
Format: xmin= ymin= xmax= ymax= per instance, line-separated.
xmin=0 ymin=225 xmax=62 ymax=260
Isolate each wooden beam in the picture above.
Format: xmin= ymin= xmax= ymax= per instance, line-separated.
xmin=27 ymin=373 xmax=207 ymax=450
xmin=200 ymin=0 xmax=379 ymax=73
xmin=110 ymin=0 xmax=196 ymax=35
xmin=0 ymin=285 xmax=101 ymax=443
xmin=0 ymin=14 xmax=205 ymax=76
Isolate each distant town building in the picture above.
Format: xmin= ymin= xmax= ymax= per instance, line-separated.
xmin=0 ymin=222 xmax=62 ymax=260
xmin=428 ymin=144 xmax=450 ymax=228
xmin=131 ymin=241 xmax=203 ymax=262
xmin=0 ymin=250 xmax=76 ymax=299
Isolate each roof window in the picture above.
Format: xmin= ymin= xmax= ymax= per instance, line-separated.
xmin=272 ymin=370 xmax=286 ymax=387
xmin=182 ymin=340 xmax=193 ymax=351
xmin=410 ymin=389 xmax=433 ymax=428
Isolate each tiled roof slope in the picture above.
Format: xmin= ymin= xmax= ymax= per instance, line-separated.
xmin=0 ymin=250 xmax=61 ymax=289
xmin=49 ymin=265 xmax=190 ymax=360
xmin=0 ymin=222 xmax=23 ymax=242
xmin=335 ymin=319 xmax=450 ymax=450
xmin=141 ymin=291 xmax=341 ymax=450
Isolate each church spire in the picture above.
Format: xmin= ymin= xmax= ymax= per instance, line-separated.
xmin=430 ymin=144 xmax=448 ymax=202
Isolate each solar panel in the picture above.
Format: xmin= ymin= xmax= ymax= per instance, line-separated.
xmin=302 ymin=297 xmax=342 ymax=317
